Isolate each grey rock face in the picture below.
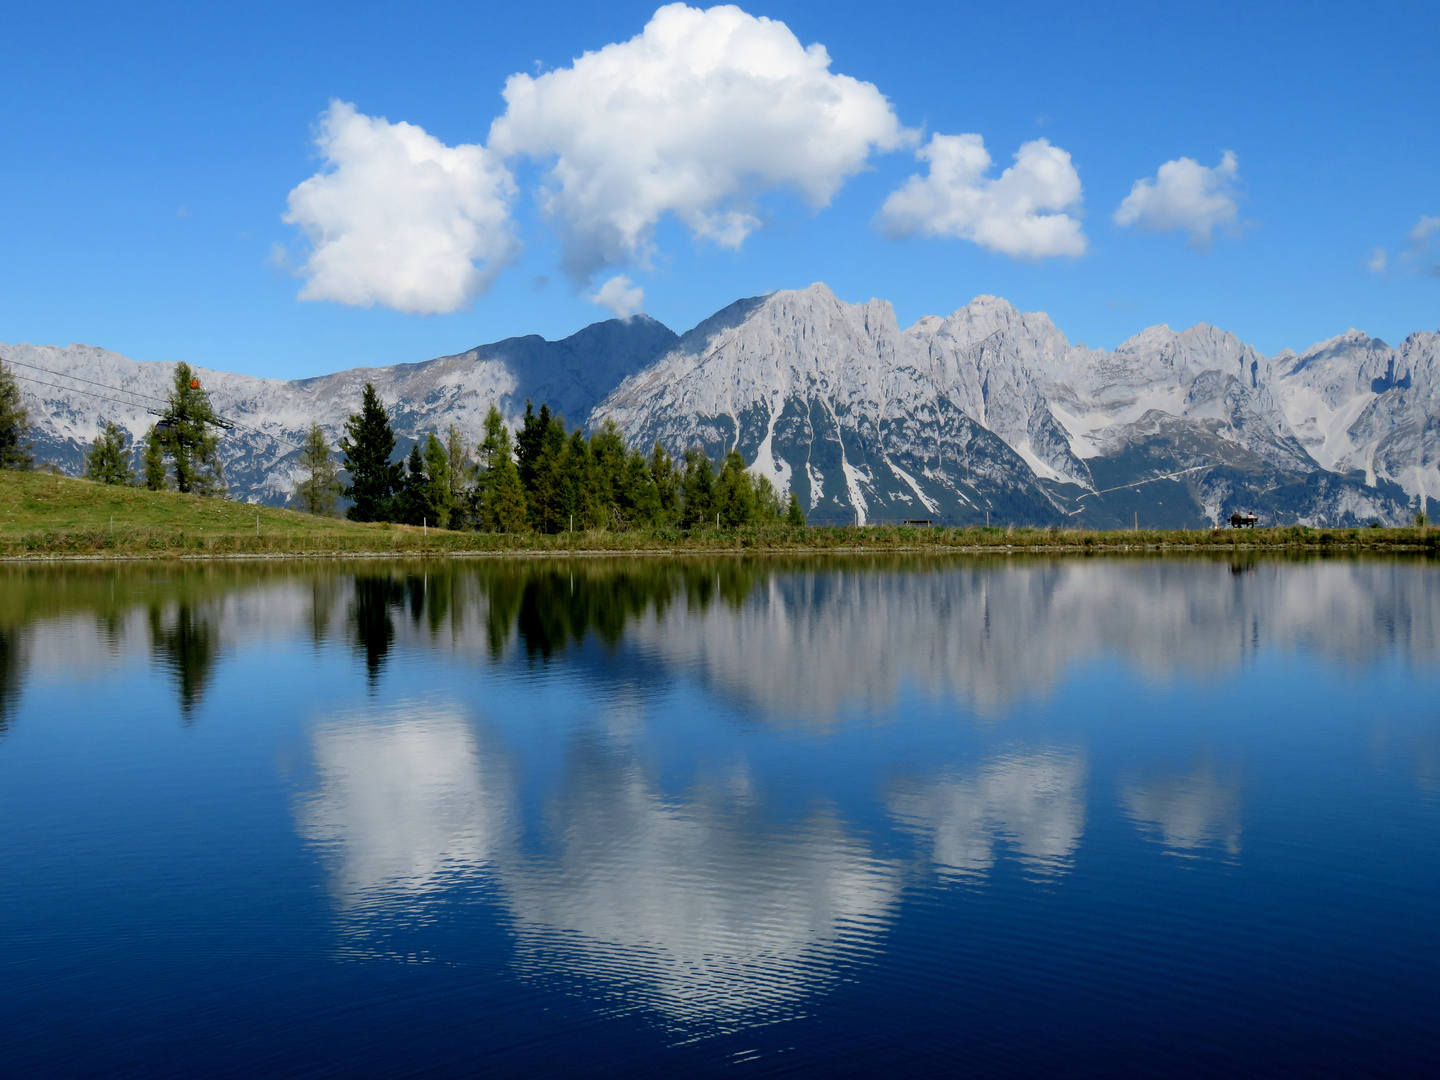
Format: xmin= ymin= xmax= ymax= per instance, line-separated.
xmin=592 ymin=284 xmax=1434 ymax=526
xmin=2 ymin=317 xmax=675 ymax=504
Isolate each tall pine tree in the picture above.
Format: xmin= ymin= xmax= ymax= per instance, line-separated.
xmin=339 ymin=383 xmax=401 ymax=522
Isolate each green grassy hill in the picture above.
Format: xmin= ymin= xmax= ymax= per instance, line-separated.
xmin=2 ymin=469 xmax=1436 ymax=559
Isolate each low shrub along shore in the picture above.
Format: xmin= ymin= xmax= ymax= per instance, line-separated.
xmin=3 ymin=470 xmax=1436 ymax=559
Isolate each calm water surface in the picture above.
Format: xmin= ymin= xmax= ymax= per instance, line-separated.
xmin=2 ymin=555 xmax=1439 ymax=1077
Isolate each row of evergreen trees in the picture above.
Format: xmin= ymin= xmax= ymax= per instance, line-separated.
xmin=20 ymin=356 xmax=806 ymax=531
xmin=335 ymin=384 xmax=805 ymax=531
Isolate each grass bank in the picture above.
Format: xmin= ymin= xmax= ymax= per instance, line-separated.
xmin=4 ymin=469 xmax=1438 ymax=560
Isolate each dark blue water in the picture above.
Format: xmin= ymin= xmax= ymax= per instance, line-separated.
xmin=2 ymin=556 xmax=1439 ymax=1077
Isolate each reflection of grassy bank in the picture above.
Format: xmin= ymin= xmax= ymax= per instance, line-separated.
xmin=5 ymin=470 xmax=1440 ymax=559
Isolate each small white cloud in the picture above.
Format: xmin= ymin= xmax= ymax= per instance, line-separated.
xmin=284 ymin=101 xmax=517 ymax=315
xmin=266 ymin=241 xmax=291 ymax=271
xmin=1114 ymin=151 xmax=1241 ymax=251
xmin=488 ymin=3 xmax=915 ymax=282
xmin=588 ymin=274 xmax=645 ymax=318
xmin=1407 ymin=215 xmax=1440 ymax=247
xmin=876 ymin=134 xmax=1086 ymax=259
xmin=1367 ymin=248 xmax=1388 ymax=274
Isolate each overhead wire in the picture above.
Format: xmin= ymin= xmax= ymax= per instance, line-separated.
xmin=3 ymin=363 xmax=306 ymax=454
xmin=2 ymin=355 xmax=172 ymax=408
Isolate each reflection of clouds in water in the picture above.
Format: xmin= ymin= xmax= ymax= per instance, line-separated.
xmin=889 ymin=750 xmax=1087 ymax=880
xmin=297 ymin=705 xmax=516 ymax=907
xmin=502 ymin=744 xmax=900 ymax=1032
xmin=1120 ymin=764 xmax=1241 ymax=858
xmin=297 ymin=712 xmax=900 ymax=1035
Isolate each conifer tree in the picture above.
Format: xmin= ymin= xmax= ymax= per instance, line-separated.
xmin=142 ymin=427 xmax=168 ymax=490
xmin=680 ymin=447 xmax=715 ymax=528
xmin=475 ymin=405 xmax=528 ymax=532
xmin=340 ymin=383 xmax=401 ymax=522
xmin=397 ymin=442 xmax=427 ymax=525
xmin=516 ymin=401 xmax=549 ymax=495
xmin=786 ymin=491 xmax=806 ymax=526
xmin=526 ymin=410 xmax=569 ymax=532
xmin=754 ymin=475 xmax=782 ymax=521
xmin=561 ymin=428 xmax=605 ymax=530
xmin=588 ymin=419 xmax=627 ymax=511
xmin=293 ymin=422 xmax=341 ymax=515
xmin=445 ymin=424 xmax=471 ymax=530
xmin=421 ymin=432 xmax=454 ymax=528
xmin=616 ymin=448 xmax=661 ymax=528
xmin=154 ymin=362 xmax=225 ymax=495
xmin=0 ymin=358 xmax=33 ymax=470
xmin=649 ymin=442 xmax=678 ymax=523
xmin=480 ymin=417 xmax=528 ymax=533
xmin=714 ymin=449 xmax=757 ymax=527
xmin=85 ymin=421 xmax=134 ymax=485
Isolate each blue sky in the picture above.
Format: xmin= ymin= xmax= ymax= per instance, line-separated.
xmin=1 ymin=0 xmax=1436 ymax=379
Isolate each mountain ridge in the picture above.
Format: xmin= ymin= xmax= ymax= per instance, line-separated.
xmin=6 ymin=284 xmax=1438 ymax=525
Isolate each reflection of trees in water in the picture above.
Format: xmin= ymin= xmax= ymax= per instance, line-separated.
xmin=148 ymin=603 xmax=220 ymax=721
xmin=500 ymin=560 xmax=765 ymax=659
xmin=350 ymin=576 xmax=406 ymax=688
xmin=0 ymin=625 xmax=23 ymax=736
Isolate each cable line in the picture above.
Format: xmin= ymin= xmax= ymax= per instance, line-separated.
xmin=5 ymin=367 xmax=305 ymax=454
xmin=3 ymin=357 xmax=172 ymax=409
xmin=1065 ymin=464 xmax=1216 ymax=515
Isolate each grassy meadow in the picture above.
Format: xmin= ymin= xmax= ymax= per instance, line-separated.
xmin=2 ymin=469 xmax=1438 ymax=559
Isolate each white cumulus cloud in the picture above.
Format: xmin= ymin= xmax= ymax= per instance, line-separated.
xmin=875 ymin=134 xmax=1086 ymax=258
xmin=284 ymin=101 xmax=518 ymax=315
xmin=589 ymin=274 xmax=645 ymax=317
xmin=488 ymin=3 xmax=915 ymax=282
xmin=1113 ymin=151 xmax=1241 ymax=250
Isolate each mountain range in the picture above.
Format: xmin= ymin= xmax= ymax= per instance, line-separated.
xmin=5 ymin=283 xmax=1438 ymax=526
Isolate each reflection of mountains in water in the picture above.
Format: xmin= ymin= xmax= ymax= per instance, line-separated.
xmin=4 ymin=557 xmax=1440 ymax=723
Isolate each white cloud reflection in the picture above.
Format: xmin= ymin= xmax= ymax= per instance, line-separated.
xmin=296 ymin=705 xmax=516 ymax=906
xmin=888 ymin=749 xmax=1087 ymax=880
xmin=298 ymin=710 xmax=900 ymax=1034
xmin=1119 ymin=763 xmax=1241 ymax=858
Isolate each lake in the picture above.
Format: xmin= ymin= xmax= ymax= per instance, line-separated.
xmin=2 ymin=555 xmax=1438 ymax=1077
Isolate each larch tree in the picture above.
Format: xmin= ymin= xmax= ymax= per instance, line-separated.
xmin=294 ymin=422 xmax=341 ymax=516
xmin=445 ymin=424 xmax=471 ymax=530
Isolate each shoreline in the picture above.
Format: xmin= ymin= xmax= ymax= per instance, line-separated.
xmin=4 ymin=536 xmax=1436 ymax=563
